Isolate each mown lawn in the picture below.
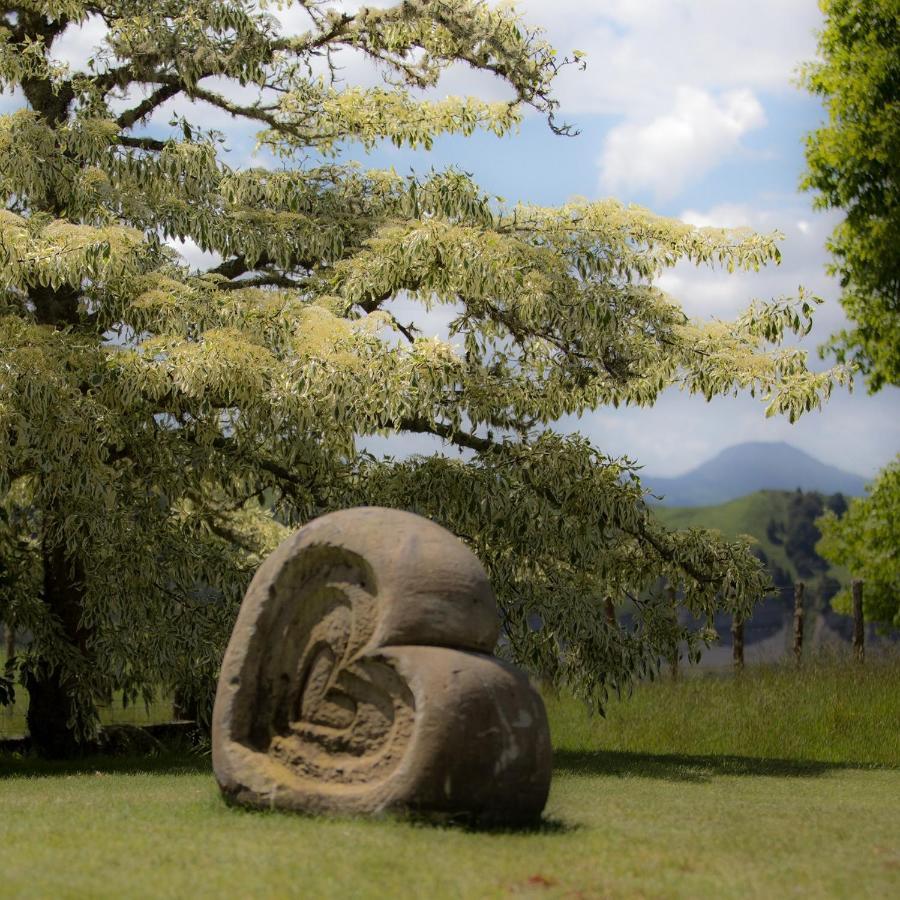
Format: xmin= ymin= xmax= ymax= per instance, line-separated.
xmin=2 ymin=657 xmax=898 ymax=899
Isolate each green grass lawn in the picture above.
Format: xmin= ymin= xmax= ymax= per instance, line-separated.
xmin=2 ymin=657 xmax=898 ymax=899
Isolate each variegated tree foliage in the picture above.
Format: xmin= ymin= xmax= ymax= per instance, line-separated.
xmin=0 ymin=0 xmax=850 ymax=750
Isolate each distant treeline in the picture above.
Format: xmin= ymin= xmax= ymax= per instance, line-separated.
xmin=758 ymin=490 xmax=848 ymax=604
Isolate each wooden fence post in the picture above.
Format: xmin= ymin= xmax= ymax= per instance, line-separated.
xmin=793 ymin=581 xmax=805 ymax=664
xmin=852 ymin=579 xmax=864 ymax=662
xmin=732 ymin=615 xmax=744 ymax=671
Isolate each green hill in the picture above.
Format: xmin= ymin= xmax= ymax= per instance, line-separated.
xmin=655 ymin=490 xmax=850 ymax=605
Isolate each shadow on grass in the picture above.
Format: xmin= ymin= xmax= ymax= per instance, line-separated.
xmin=0 ymin=722 xmax=210 ymax=778
xmin=553 ymin=749 xmax=861 ymax=783
xmin=0 ymin=749 xmax=210 ymax=778
xmin=419 ymin=812 xmax=575 ymax=836
xmin=221 ymin=792 xmax=576 ymax=836
xmin=2 ymin=746 xmax=574 ymax=835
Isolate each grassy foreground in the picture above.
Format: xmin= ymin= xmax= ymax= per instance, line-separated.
xmin=2 ymin=659 xmax=898 ymax=899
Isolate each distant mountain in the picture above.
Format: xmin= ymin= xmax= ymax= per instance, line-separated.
xmin=645 ymin=442 xmax=868 ymax=507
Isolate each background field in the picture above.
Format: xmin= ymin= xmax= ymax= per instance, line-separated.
xmin=2 ymin=656 xmax=898 ymax=899
xmin=0 ymin=673 xmax=175 ymax=741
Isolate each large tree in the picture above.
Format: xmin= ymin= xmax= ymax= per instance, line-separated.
xmin=0 ymin=0 xmax=848 ymax=755
xmin=801 ymin=0 xmax=900 ymax=391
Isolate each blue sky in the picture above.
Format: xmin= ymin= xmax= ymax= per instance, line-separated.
xmin=9 ymin=0 xmax=899 ymax=480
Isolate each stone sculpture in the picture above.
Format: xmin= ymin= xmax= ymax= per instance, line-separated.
xmin=212 ymin=507 xmax=552 ymax=824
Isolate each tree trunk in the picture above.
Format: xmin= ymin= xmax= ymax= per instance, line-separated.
xmin=172 ymin=687 xmax=199 ymax=723
xmin=25 ymin=541 xmax=94 ymax=757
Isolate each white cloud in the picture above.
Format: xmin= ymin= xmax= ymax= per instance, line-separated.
xmin=515 ymin=0 xmax=822 ymax=117
xmin=48 ymin=15 xmax=109 ymax=73
xmin=0 ymin=87 xmax=24 ymax=115
xmin=597 ymin=87 xmax=765 ymax=200
xmin=165 ymin=238 xmax=222 ymax=272
xmin=679 ymin=204 xmax=762 ymax=230
xmin=507 ymin=1 xmax=819 ymax=204
xmin=659 ymin=200 xmax=842 ymax=327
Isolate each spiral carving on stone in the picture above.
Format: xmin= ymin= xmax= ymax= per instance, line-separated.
xmin=212 ymin=507 xmax=552 ymax=824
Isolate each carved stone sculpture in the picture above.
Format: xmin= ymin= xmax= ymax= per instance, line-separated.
xmin=212 ymin=507 xmax=552 ymax=824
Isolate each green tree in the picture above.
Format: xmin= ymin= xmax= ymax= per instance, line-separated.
xmin=801 ymin=0 xmax=900 ymax=391
xmin=817 ymin=458 xmax=900 ymax=629
xmin=801 ymin=1 xmax=899 ymax=631
xmin=0 ymin=0 xmax=848 ymax=755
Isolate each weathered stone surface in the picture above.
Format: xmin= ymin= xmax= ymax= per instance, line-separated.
xmin=212 ymin=507 xmax=552 ymax=824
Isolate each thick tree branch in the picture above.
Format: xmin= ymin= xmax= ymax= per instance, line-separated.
xmin=116 ymin=82 xmax=183 ymax=130
xmin=117 ymin=135 xmax=167 ymax=152
xmin=210 ymin=253 xmax=318 ymax=281
xmin=399 ymin=416 xmax=495 ymax=454
xmin=218 ymin=274 xmax=302 ymax=291
xmin=385 ymin=312 xmax=418 ymax=343
xmin=210 ymin=255 xmax=257 ymax=279
xmin=207 ymin=437 xmax=322 ymax=503
xmin=271 ymin=13 xmax=354 ymax=54
xmin=173 ymin=82 xmax=301 ymax=138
